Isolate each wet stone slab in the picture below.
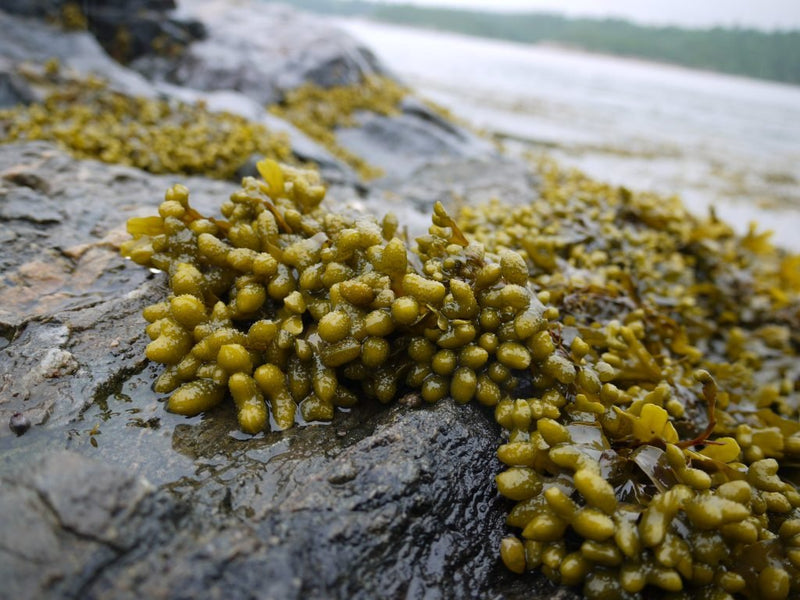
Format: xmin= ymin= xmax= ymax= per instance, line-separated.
xmin=0 ymin=370 xmax=572 ymax=600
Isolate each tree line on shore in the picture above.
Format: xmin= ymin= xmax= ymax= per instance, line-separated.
xmin=278 ymin=0 xmax=800 ymax=86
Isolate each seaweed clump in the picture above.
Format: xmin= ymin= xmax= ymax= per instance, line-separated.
xmin=269 ymin=75 xmax=407 ymax=180
xmin=0 ymin=72 xmax=294 ymax=179
xmin=122 ymin=157 xmax=552 ymax=429
xmin=123 ymin=158 xmax=800 ymax=599
xmin=58 ymin=2 xmax=89 ymax=31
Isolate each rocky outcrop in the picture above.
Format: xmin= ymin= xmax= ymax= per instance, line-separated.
xmin=0 ymin=10 xmax=158 ymax=99
xmin=0 ymin=403 xmax=575 ymax=600
xmin=0 ymin=2 xmax=495 ymax=182
xmin=336 ymin=97 xmax=497 ymax=181
xmin=0 ymin=9 xmax=358 ymax=182
xmin=130 ymin=2 xmax=385 ymax=105
xmin=129 ymin=0 xmax=497 ymax=178
xmin=0 ymin=141 xmax=555 ymax=599
xmin=0 ymin=451 xmax=160 ymax=600
xmin=0 ymin=0 xmax=205 ymax=64
xmin=0 ymin=143 xmax=548 ymax=596
xmin=0 ymin=0 xmax=551 ymax=596
xmin=0 ymin=142 xmax=237 ymax=430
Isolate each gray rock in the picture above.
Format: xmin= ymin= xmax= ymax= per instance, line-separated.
xmin=0 ymin=9 xmax=362 ymax=184
xmin=0 ymin=57 xmax=36 ymax=108
xmin=0 ymin=141 xmax=237 ymax=431
xmin=94 ymin=400 xmax=510 ymax=599
xmin=0 ymin=8 xmax=368 ymax=182
xmin=0 ymin=1 xmax=496 ymax=182
xmin=0 ymin=0 xmax=205 ymax=65
xmin=385 ymin=154 xmax=541 ymax=210
xmin=0 ymin=11 xmax=158 ymax=99
xmin=130 ymin=0 xmax=497 ymax=180
xmin=0 ymin=2 xmax=553 ymax=591
xmin=336 ymin=107 xmax=497 ymax=181
xmin=359 ymin=155 xmax=542 ymax=240
xmin=0 ymin=403 xmax=574 ymax=600
xmin=131 ymin=2 xmax=385 ymax=105
xmin=0 ymin=451 xmax=173 ymax=600
xmin=0 ymin=140 xmax=563 ymax=599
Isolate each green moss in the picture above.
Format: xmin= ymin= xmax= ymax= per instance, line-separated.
xmin=123 ymin=156 xmax=800 ymax=599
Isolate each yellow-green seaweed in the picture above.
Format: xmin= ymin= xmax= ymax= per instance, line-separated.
xmin=122 ymin=156 xmax=800 ymax=599
xmin=269 ymin=75 xmax=407 ymax=180
xmin=0 ymin=73 xmax=295 ymax=179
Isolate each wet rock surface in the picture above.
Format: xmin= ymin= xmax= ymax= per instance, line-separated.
xmin=0 ymin=141 xmax=236 ymax=430
xmin=0 ymin=399 xmax=572 ymax=600
xmin=0 ymin=138 xmax=559 ymax=598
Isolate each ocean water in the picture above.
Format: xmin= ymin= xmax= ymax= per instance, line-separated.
xmin=336 ymin=18 xmax=800 ymax=251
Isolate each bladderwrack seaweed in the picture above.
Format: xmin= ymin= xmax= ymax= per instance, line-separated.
xmin=123 ymin=157 xmax=800 ymax=599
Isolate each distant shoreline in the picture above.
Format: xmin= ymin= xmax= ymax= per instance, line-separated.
xmin=348 ymin=17 xmax=800 ymax=92
xmin=277 ymin=0 xmax=800 ymax=86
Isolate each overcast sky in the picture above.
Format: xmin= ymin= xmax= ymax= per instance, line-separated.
xmin=373 ymin=0 xmax=800 ymax=30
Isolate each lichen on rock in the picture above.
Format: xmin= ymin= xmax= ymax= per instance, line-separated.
xmin=122 ymin=148 xmax=800 ymax=599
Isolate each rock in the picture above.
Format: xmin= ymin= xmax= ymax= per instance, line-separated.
xmin=0 ymin=0 xmax=206 ymax=65
xmin=0 ymin=141 xmax=237 ymax=431
xmin=0 ymin=403 xmax=574 ymax=600
xmin=336 ymin=106 xmax=497 ymax=181
xmin=0 ymin=11 xmax=158 ymax=99
xmin=8 ymin=412 xmax=31 ymax=436
xmin=130 ymin=2 xmax=386 ymax=106
xmin=0 ymin=9 xmax=362 ymax=181
xmin=0 ymin=140 xmax=562 ymax=598
xmin=0 ymin=57 xmax=36 ymax=108
xmin=362 ymin=155 xmax=541 ymax=239
xmin=1 ymin=1 xmax=496 ymax=182
xmin=96 ymin=400 xmax=509 ymax=599
xmin=0 ymin=2 xmax=559 ymax=594
xmin=130 ymin=0 xmax=498 ymax=179
xmin=384 ymin=154 xmax=541 ymax=209
xmin=0 ymin=451 xmax=170 ymax=600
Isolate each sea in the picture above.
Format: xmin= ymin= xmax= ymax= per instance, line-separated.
xmin=335 ymin=18 xmax=800 ymax=251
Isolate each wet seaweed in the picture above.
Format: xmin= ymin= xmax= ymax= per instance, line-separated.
xmin=121 ymin=155 xmax=800 ymax=599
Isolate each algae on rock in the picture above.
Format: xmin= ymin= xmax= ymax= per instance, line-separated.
xmin=121 ymin=155 xmax=800 ymax=599
xmin=269 ymin=75 xmax=407 ymax=180
xmin=0 ymin=71 xmax=296 ymax=179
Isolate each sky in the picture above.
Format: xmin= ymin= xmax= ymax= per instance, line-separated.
xmin=372 ymin=0 xmax=800 ymax=30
